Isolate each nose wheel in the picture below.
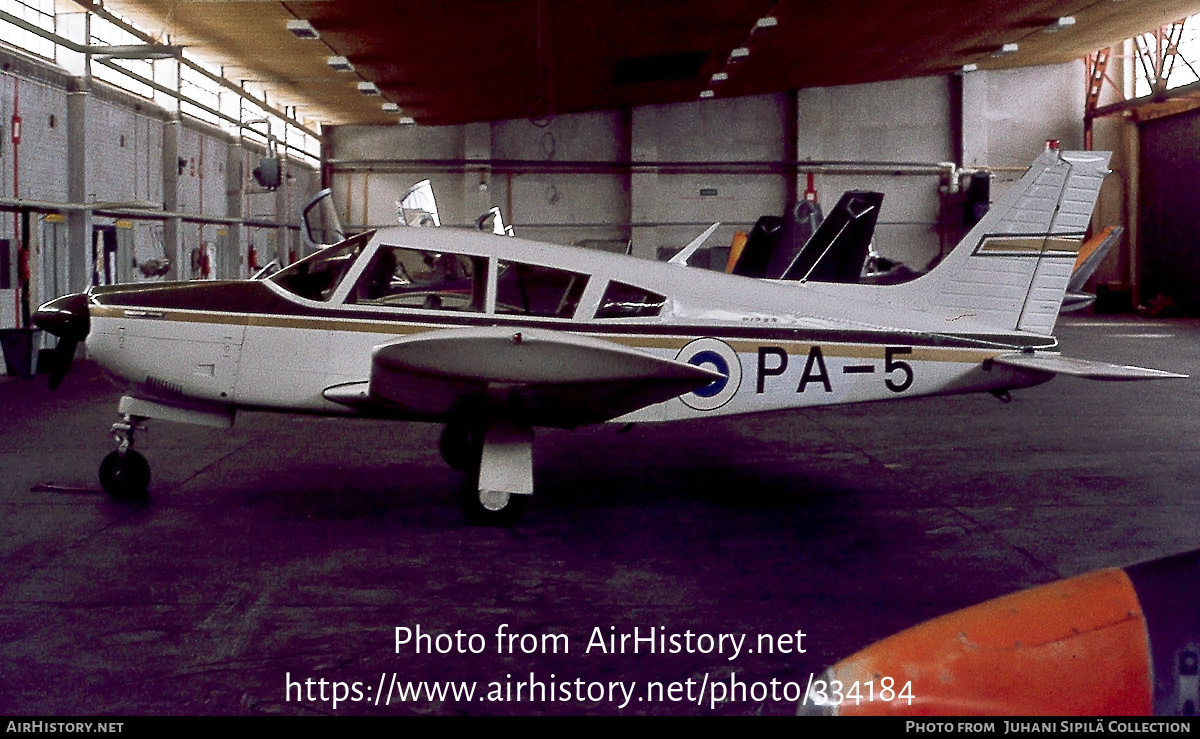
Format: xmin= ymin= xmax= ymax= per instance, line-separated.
xmin=452 ymin=421 xmax=534 ymax=526
xmin=99 ymin=415 xmax=151 ymax=501
xmin=99 ymin=450 xmax=150 ymax=501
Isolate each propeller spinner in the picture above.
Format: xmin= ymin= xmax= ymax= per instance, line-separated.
xmin=32 ymin=292 xmax=90 ymax=390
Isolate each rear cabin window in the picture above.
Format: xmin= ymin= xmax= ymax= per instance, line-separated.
xmin=271 ymin=235 xmax=369 ymax=301
xmin=595 ymin=281 xmax=666 ymax=319
xmin=347 ymin=245 xmax=486 ymax=312
xmin=495 ymin=261 xmax=588 ymax=318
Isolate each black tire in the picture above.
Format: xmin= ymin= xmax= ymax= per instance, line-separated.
xmin=439 ymin=423 xmax=483 ymax=471
xmin=99 ymin=450 xmax=151 ymax=502
xmin=458 ymin=470 xmax=529 ymax=526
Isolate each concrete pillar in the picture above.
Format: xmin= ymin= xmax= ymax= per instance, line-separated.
xmin=161 ymin=117 xmax=181 ymax=280
xmin=226 ymin=141 xmax=244 ymax=277
xmin=617 ymin=107 xmax=632 ymax=245
xmin=784 ymin=89 xmax=798 ymax=208
xmin=274 ymin=154 xmax=287 ymax=264
xmin=463 ymin=121 xmax=491 ymax=225
xmin=65 ymin=80 xmax=90 ymax=293
xmin=960 ymin=69 xmax=988 ymax=168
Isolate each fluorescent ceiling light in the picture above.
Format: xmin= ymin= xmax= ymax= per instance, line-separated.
xmin=729 ymin=47 xmax=750 ymax=63
xmin=327 ymin=56 xmax=355 ymax=72
xmin=382 ymin=102 xmax=400 ymax=113
xmin=753 ymin=16 xmax=778 ymax=32
xmin=358 ymin=81 xmax=381 ymax=95
xmin=286 ymin=19 xmax=319 ymax=40
xmin=992 ymin=43 xmax=1018 ymax=57
xmin=399 ymin=117 xmax=416 ymax=125
xmin=91 ymin=44 xmax=177 ymax=60
xmin=710 ymin=72 xmax=728 ymax=83
xmin=961 ymin=63 xmax=978 ymax=73
xmin=1044 ymin=16 xmax=1076 ymax=32
xmin=699 ymin=90 xmax=715 ymax=99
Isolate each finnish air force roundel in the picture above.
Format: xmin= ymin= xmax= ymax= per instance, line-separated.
xmin=676 ymin=338 xmax=742 ymax=411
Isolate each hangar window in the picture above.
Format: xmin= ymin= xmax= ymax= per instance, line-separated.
xmin=595 ymin=281 xmax=666 ymax=319
xmin=271 ymin=233 xmax=370 ymax=301
xmin=347 ymin=245 xmax=486 ymax=312
xmin=495 ymin=261 xmax=588 ymax=318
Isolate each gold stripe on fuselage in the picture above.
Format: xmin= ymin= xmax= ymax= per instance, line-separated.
xmin=89 ymin=305 xmax=1005 ymax=364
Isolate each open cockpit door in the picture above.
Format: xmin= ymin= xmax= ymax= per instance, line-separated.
xmin=301 ymin=188 xmax=346 ymax=250
xmin=397 ymin=179 xmax=441 ymax=227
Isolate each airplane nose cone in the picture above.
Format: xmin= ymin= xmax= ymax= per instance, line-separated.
xmin=33 ymin=293 xmax=90 ymax=341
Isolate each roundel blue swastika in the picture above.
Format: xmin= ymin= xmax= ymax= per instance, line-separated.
xmin=688 ymin=350 xmax=729 ymax=398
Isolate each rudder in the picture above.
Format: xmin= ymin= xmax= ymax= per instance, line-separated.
xmin=914 ymin=149 xmax=1111 ymax=335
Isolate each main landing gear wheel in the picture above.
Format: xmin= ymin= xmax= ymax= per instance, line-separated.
xmin=450 ymin=421 xmax=534 ymax=526
xmin=439 ymin=423 xmax=483 ymax=471
xmin=458 ymin=472 xmax=529 ymax=527
xmin=99 ymin=450 xmax=150 ymax=502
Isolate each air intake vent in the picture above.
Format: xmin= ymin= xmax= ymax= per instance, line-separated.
xmin=145 ymin=375 xmax=184 ymax=398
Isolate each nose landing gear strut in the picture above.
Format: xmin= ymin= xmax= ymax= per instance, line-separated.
xmin=98 ymin=414 xmax=150 ymax=502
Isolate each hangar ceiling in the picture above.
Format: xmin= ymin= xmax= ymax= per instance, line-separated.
xmin=95 ymin=0 xmax=1200 ymax=127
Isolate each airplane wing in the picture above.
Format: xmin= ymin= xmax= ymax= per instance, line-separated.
xmin=325 ymin=327 xmax=725 ymax=427
xmin=990 ymin=352 xmax=1187 ymax=381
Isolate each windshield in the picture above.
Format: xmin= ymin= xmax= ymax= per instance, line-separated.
xmin=270 ymin=232 xmax=372 ymax=301
xmin=346 ymin=244 xmax=486 ymax=312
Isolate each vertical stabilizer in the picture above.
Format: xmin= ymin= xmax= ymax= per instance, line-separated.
xmin=916 ymin=149 xmax=1111 ymax=335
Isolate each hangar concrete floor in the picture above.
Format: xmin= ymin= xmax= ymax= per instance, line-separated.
xmin=1 ymin=314 xmax=1197 ymax=716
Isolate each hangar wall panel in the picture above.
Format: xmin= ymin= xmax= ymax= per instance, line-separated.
xmin=86 ymin=98 xmax=164 ymax=206
xmin=0 ymin=74 xmax=71 ymax=329
xmin=961 ymin=62 xmax=1085 ymax=169
xmin=176 ymin=124 xmax=230 ymax=217
xmin=325 ymin=62 xmax=1085 ymax=273
xmin=797 ymin=77 xmax=952 ymax=270
xmin=11 ymin=77 xmax=69 ymax=204
xmin=1138 ymin=107 xmax=1200 ymax=315
xmin=326 ymin=124 xmax=465 ymax=230
xmin=633 ymin=94 xmax=786 ymax=260
xmin=0 ymin=46 xmax=319 ymax=346
xmin=494 ymin=112 xmax=629 ymax=248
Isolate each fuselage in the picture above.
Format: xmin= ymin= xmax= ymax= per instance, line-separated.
xmin=83 ymin=226 xmax=1054 ymax=425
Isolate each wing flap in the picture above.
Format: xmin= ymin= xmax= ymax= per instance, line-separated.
xmin=991 ymin=352 xmax=1187 ymax=381
xmin=365 ymin=327 xmax=724 ymax=426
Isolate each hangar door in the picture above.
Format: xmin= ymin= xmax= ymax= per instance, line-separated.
xmin=1140 ymin=107 xmax=1200 ymax=316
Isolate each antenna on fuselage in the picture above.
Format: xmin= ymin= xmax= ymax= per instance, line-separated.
xmin=668 ymin=222 xmax=721 ymax=266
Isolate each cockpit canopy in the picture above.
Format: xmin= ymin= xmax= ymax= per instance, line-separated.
xmin=270 ymin=233 xmax=667 ymax=321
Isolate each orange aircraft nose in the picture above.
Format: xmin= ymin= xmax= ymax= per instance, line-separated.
xmin=801 ymin=549 xmax=1200 ymax=716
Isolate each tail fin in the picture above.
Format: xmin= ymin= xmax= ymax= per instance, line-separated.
xmin=731 ymin=192 xmax=881 ymax=282
xmin=914 ymin=149 xmax=1111 ymax=335
xmin=780 ymin=190 xmax=882 ymax=282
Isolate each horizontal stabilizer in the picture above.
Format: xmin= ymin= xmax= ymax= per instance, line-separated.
xmin=366 ymin=327 xmax=725 ymax=426
xmin=991 ymin=352 xmax=1187 ymax=381
xmin=1059 ymin=291 xmax=1096 ymax=313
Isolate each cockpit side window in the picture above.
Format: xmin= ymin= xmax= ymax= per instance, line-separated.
xmin=595 ymin=281 xmax=666 ymax=319
xmin=271 ymin=234 xmax=370 ymax=301
xmin=346 ymin=244 xmax=486 ymax=312
xmin=495 ymin=261 xmax=588 ymax=318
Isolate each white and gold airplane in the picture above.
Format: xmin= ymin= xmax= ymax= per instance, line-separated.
xmin=33 ymin=148 xmax=1184 ymax=524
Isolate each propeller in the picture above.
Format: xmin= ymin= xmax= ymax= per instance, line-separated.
xmin=31 ymin=293 xmax=90 ymax=390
